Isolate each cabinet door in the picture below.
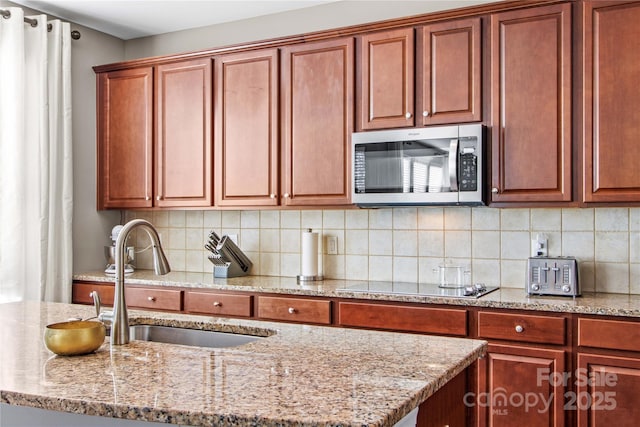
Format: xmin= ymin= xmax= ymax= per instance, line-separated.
xmin=155 ymin=58 xmax=213 ymax=207
xmin=281 ymin=38 xmax=353 ymax=206
xmin=477 ymin=344 xmax=566 ymax=427
xmin=490 ymin=4 xmax=572 ymax=203
xmin=97 ymin=67 xmax=153 ymax=209
xmin=582 ymin=1 xmax=640 ymax=202
xmin=417 ymin=18 xmax=481 ymax=126
xmin=576 ymin=353 xmax=640 ymax=426
xmin=214 ymin=49 xmax=279 ymax=207
xmin=358 ymin=28 xmax=414 ymax=130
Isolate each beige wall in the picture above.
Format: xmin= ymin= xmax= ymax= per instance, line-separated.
xmin=1 ymin=1 xmax=124 ymax=273
xmin=124 ymin=0 xmax=497 ymax=59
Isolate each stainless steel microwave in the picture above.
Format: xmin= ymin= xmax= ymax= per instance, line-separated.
xmin=351 ymin=124 xmax=485 ymax=206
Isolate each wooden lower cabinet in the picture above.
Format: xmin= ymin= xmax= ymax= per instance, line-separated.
xmin=418 ymin=368 xmax=469 ymax=427
xmin=125 ymin=287 xmax=182 ymax=312
xmin=576 ymin=316 xmax=640 ymax=426
xmin=338 ymin=301 xmax=467 ymax=336
xmin=576 ymin=353 xmax=640 ymax=426
xmin=72 ymin=282 xmax=115 ymax=306
xmin=476 ymin=343 xmax=567 ymax=427
xmin=478 ymin=311 xmax=566 ymax=345
xmin=256 ymin=296 xmax=331 ymax=325
xmin=184 ymin=290 xmax=252 ymax=318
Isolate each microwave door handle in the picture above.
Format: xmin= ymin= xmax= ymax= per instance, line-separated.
xmin=448 ymin=139 xmax=459 ymax=191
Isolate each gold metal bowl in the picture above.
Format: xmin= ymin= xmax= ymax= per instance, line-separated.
xmin=44 ymin=320 xmax=106 ymax=356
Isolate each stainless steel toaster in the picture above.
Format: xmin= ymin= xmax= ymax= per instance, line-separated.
xmin=526 ymin=256 xmax=580 ymax=296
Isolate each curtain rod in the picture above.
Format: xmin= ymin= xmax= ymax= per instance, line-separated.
xmin=1 ymin=8 xmax=81 ymax=39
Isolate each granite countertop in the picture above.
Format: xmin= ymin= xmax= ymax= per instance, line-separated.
xmin=0 ymin=301 xmax=486 ymax=426
xmin=75 ymin=270 xmax=640 ymax=318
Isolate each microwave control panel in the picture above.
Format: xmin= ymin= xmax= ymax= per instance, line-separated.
xmin=459 ymin=153 xmax=477 ymax=192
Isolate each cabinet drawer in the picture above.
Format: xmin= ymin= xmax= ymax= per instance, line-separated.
xmin=477 ymin=311 xmax=566 ymax=345
xmin=338 ymin=302 xmax=467 ymax=336
xmin=72 ymin=282 xmax=115 ymax=306
xmin=184 ymin=291 xmax=252 ymax=317
xmin=125 ymin=287 xmax=182 ymax=312
xmin=578 ymin=317 xmax=640 ymax=352
xmin=257 ymin=296 xmax=331 ymax=325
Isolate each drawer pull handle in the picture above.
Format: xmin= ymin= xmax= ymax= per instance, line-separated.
xmin=515 ymin=325 xmax=524 ymax=333
xmin=213 ymin=301 xmax=222 ymax=307
xmin=288 ymin=307 xmax=296 ymax=314
xmin=147 ymin=296 xmax=156 ymax=302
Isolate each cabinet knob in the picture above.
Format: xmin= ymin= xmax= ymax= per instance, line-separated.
xmin=145 ymin=196 xmax=150 ymax=201
xmin=422 ymin=110 xmax=429 ymax=117
xmin=269 ymin=194 xmax=276 ymax=199
xmin=283 ymin=193 xmax=290 ymax=199
xmin=405 ymin=112 xmax=412 ymax=119
xmin=288 ymin=307 xmax=296 ymax=314
xmin=147 ymin=296 xmax=156 ymax=302
xmin=515 ymin=325 xmax=524 ymax=333
xmin=213 ymin=301 xmax=222 ymax=307
xmin=491 ymin=187 xmax=499 ymax=194
xmin=156 ymin=195 xmax=161 ymax=201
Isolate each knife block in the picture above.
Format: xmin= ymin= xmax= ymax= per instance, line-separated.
xmin=209 ymin=235 xmax=252 ymax=278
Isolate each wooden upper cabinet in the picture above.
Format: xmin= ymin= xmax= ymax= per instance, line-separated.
xmin=416 ymin=18 xmax=481 ymax=126
xmin=490 ymin=3 xmax=572 ymax=203
xmin=155 ymin=58 xmax=213 ymax=207
xmin=281 ymin=38 xmax=354 ymax=206
xmin=97 ymin=67 xmax=153 ymax=209
xmin=358 ymin=28 xmax=414 ymax=130
xmin=582 ymin=1 xmax=640 ymax=203
xmin=214 ymin=49 xmax=279 ymax=207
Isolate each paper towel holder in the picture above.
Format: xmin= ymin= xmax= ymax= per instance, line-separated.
xmin=297 ymin=228 xmax=324 ymax=282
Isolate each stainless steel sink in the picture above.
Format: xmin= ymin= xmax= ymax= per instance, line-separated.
xmin=128 ymin=325 xmax=262 ymax=348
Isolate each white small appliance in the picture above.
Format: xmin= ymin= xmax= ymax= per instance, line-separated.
xmin=104 ymin=225 xmax=135 ymax=275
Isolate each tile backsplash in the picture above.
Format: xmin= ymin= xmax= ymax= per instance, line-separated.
xmin=125 ymin=207 xmax=640 ymax=294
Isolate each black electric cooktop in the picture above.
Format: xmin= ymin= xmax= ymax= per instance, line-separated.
xmin=336 ymin=281 xmax=499 ymax=299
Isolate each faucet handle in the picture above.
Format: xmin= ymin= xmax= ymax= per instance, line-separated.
xmin=90 ymin=291 xmax=113 ymax=326
xmin=98 ymin=310 xmax=114 ymax=326
xmin=90 ymin=291 xmax=102 ymax=318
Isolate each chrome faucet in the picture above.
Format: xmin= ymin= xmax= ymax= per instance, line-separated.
xmin=100 ymin=219 xmax=170 ymax=345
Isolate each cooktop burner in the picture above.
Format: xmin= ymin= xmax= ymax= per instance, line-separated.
xmin=336 ymin=282 xmax=499 ymax=299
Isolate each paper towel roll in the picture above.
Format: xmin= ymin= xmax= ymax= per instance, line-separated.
xmin=301 ymin=229 xmax=318 ymax=277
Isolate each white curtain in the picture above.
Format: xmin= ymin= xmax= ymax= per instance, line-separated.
xmin=0 ymin=8 xmax=73 ymax=303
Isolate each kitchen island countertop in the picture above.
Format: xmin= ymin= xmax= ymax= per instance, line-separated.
xmin=0 ymin=301 xmax=486 ymax=426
